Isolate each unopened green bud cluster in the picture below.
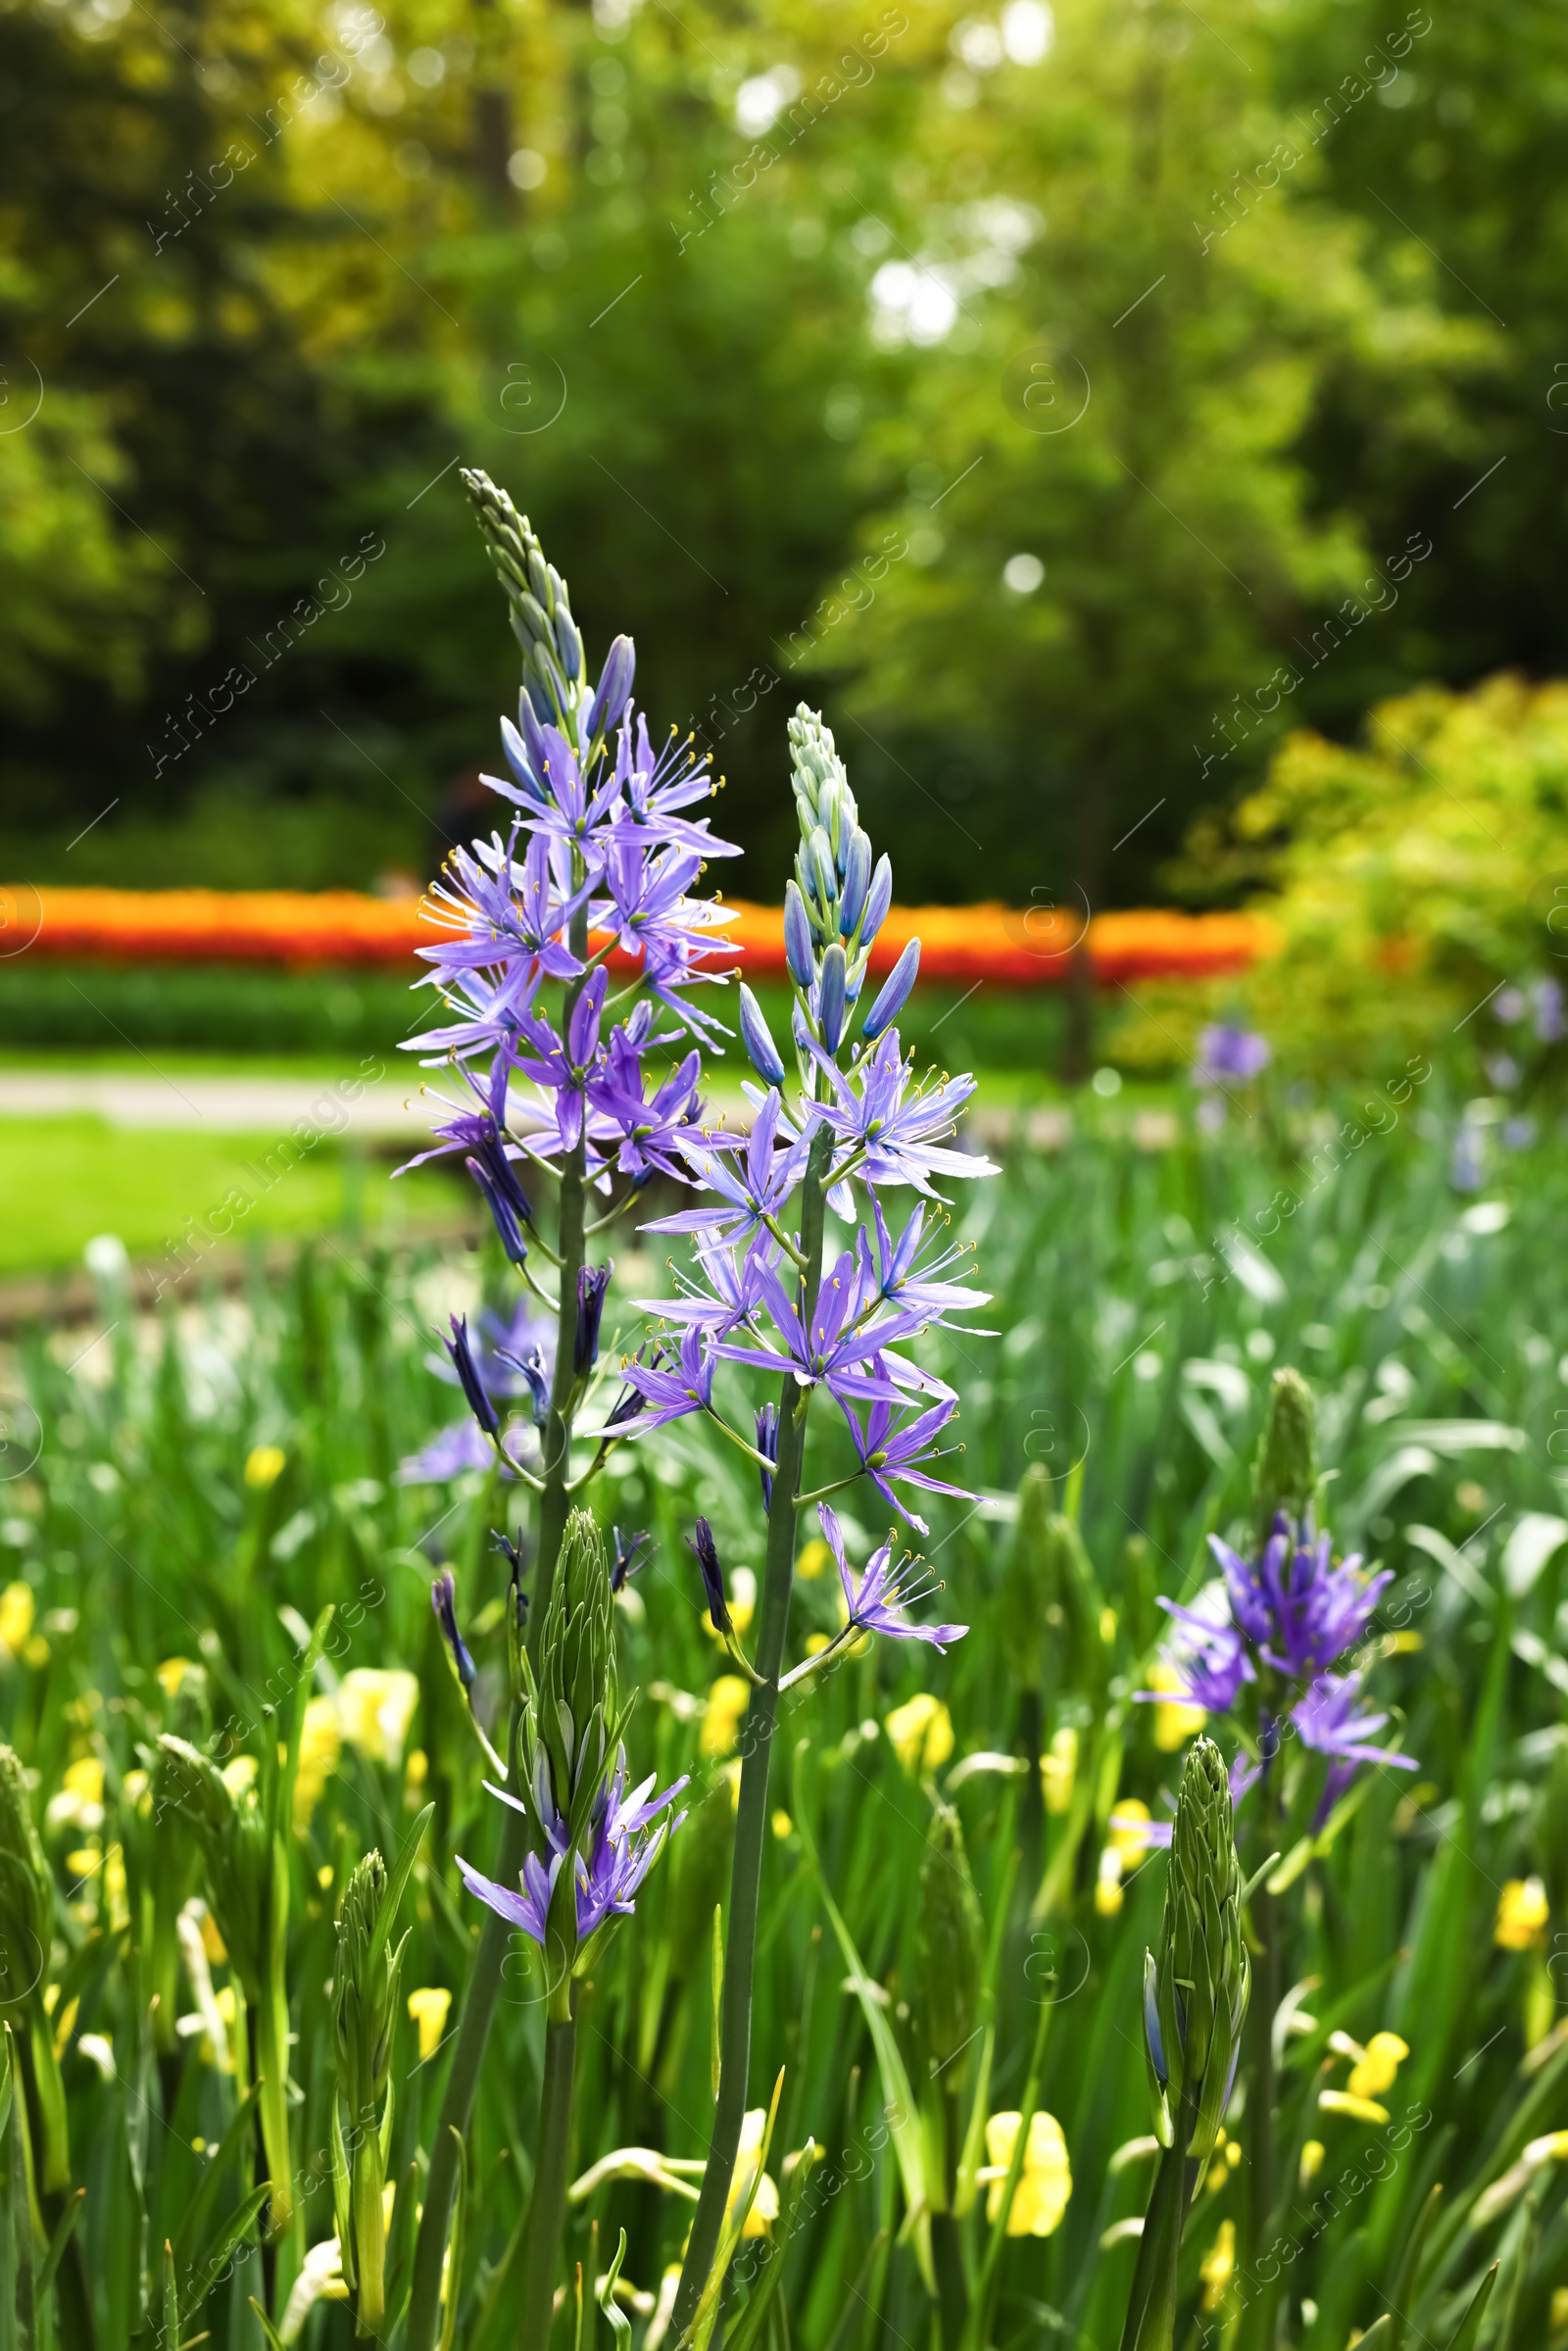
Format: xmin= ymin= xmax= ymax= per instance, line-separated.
xmin=1144 ymin=1738 xmax=1249 ymax=2160
xmin=1252 ymin=1365 xmax=1317 ymax=1549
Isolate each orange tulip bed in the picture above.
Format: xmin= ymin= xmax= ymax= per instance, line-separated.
xmin=6 ymin=889 xmax=1274 ymax=988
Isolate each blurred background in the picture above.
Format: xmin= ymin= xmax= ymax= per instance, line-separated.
xmin=3 ymin=0 xmax=1568 ymax=1270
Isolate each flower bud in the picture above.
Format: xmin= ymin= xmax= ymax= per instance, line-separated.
xmin=539 ymin=1511 xmax=615 ymax=1816
xmin=818 ymin=946 xmax=848 ymax=1053
xmin=687 ymin=1517 xmax=731 ymax=1634
xmin=431 ymin=1568 xmax=477 ymax=1690
xmin=574 ymin=1262 xmax=612 ymax=1377
xmin=862 ymin=853 xmax=893 ymax=946
xmin=586 ymin=633 xmax=636 ymax=741
xmin=445 ymin=1314 xmax=500 ymax=1438
xmin=862 ymin=939 xmax=920 ymax=1042
xmin=1251 ymin=1366 xmax=1316 ymax=1550
xmin=555 ymin=606 xmax=584 ymax=683
xmin=784 ymin=883 xmax=815 ymax=987
xmin=738 ymin=985 xmax=787 ymax=1087
xmin=1145 ymin=1737 xmax=1249 ymax=2158
xmin=809 ymin=826 xmax=838 ymax=914
xmin=334 ymin=1850 xmax=407 ymax=2133
xmin=841 ymin=827 xmax=872 ymax=936
xmin=467 ymin=1153 xmax=529 ymax=1267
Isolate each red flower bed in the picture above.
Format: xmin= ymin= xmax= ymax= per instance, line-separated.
xmin=11 ymin=888 xmax=1276 ymax=987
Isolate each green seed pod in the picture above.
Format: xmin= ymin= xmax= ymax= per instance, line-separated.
xmin=1145 ymin=1737 xmax=1249 ymax=2159
xmin=1251 ymin=1365 xmax=1317 ymax=1549
xmin=915 ymin=1804 xmax=982 ymax=2090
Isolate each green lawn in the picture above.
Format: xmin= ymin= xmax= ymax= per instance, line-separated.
xmin=0 ymin=1115 xmax=464 ymax=1276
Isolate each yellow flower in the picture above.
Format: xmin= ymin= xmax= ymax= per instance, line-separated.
xmin=0 ymin=1583 xmax=34 ymax=1656
xmin=67 ymin=1845 xmax=100 ymax=1881
xmin=726 ymin=2110 xmax=779 ymax=2238
xmin=1099 ymin=1606 xmax=1118 ymax=1645
xmin=1096 ymin=1846 xmax=1125 ymax=1917
xmin=408 ymin=1986 xmax=453 ymax=2061
xmin=795 ymin=1539 xmax=830 ymax=1582
xmin=805 ymin=1633 xmax=832 ymax=1657
xmin=1041 ymin=1727 xmax=1077 ymax=1816
xmin=336 ymin=1669 xmax=419 ymax=1765
xmin=983 ymin=2110 xmax=1072 ymax=2236
xmin=48 ymin=1754 xmax=105 ymax=1836
xmin=1319 ymin=2088 xmax=1390 ymax=2126
xmin=702 ymin=1676 xmax=751 ymax=1759
xmin=405 ymin=1748 xmax=429 ymax=1808
xmin=201 ymin=1911 xmax=228 ymax=1965
xmin=23 ymin=1636 xmax=48 ymax=1671
xmin=1148 ymin=1661 xmax=1205 ymax=1753
xmin=1107 ymin=1799 xmax=1152 ymax=1866
xmin=1348 ymin=2033 xmax=1408 ymax=2102
xmin=244 ymin=1445 xmax=286 ymax=1490
xmin=886 ymin=1693 xmax=954 ymax=1776
xmin=1495 ymin=1877 xmax=1549 ymax=1952
xmin=156 ymin=1657 xmax=192 ymax=1699
xmin=221 ymin=1755 xmax=258 ymax=1799
xmin=294 ymin=1696 xmax=342 ymax=1833
xmin=1299 ymin=2140 xmax=1325 ymax=2187
xmin=1200 ymin=2219 xmax=1236 ymax=2312
xmin=771 ymin=1810 xmax=793 ymax=1840
xmin=1553 ymin=2285 xmax=1568 ymax=2331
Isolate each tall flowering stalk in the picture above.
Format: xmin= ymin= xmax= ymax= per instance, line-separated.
xmin=1121 ymin=1739 xmax=1250 ymax=2351
xmin=1133 ymin=1368 xmax=1415 ymax=2336
xmin=616 ymin=707 xmax=997 ymax=2332
xmin=402 ymin=472 xmax=737 ymax=2351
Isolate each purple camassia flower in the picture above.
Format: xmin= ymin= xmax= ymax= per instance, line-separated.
xmin=846 ymin=1381 xmax=972 ymax=1535
xmin=457 ymin=1753 xmax=688 ymax=1944
xmin=396 ymin=1419 xmax=494 ymax=1484
xmin=645 ymin=1089 xmax=814 ymax=1248
xmin=818 ymin=1503 xmax=965 ymax=1647
xmin=713 ymin=1248 xmax=929 ymax=1407
xmin=808 ymin=1027 xmax=1000 ymax=1200
xmin=586 ymin=1016 xmax=702 ymax=1183
xmin=419 ymin=828 xmax=587 ymax=995
xmin=1210 ymin=1519 xmax=1392 ymax=1680
xmin=619 ymin=1328 xmax=716 ymax=1432
xmin=1293 ymin=1671 xmax=1416 ymax=1823
xmin=649 ymin=1234 xmax=779 ymax=1338
xmin=855 ymin=1199 xmax=991 ymax=1333
xmin=606 ymin=714 xmax=729 ymax=857
xmin=591 ymin=837 xmax=737 ymax=1042
xmin=1144 ymin=1602 xmax=1256 ymax=1714
xmin=514 ymin=966 xmax=610 ymax=1153
xmin=1194 ymin=1024 xmax=1270 ymax=1085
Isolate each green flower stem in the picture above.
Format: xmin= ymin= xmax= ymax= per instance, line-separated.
xmin=1241 ymin=1779 xmax=1280 ymax=2347
xmin=405 ymin=896 xmax=593 ymax=2351
xmin=256 ymin=1967 xmax=295 ymax=2236
xmin=517 ymin=1995 xmax=578 ymax=2351
xmin=1118 ymin=2098 xmax=1199 ymax=2351
xmin=352 ymin=2110 xmax=388 ymax=2336
xmin=405 ymin=1780 xmax=529 ymax=2351
xmin=670 ymin=1123 xmax=833 ymax=2337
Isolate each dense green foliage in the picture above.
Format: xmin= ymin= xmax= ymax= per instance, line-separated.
xmin=3 ymin=0 xmax=1564 ymax=902
xmin=3 ymin=1122 xmax=1568 ymax=2342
